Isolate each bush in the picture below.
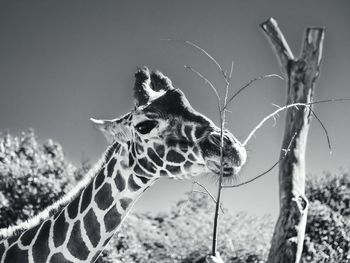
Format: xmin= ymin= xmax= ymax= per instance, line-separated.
xmin=302 ymin=172 xmax=350 ymax=263
xmin=302 ymin=201 xmax=350 ymax=263
xmin=99 ymin=192 xmax=274 ymax=263
xmin=0 ymin=130 xmax=77 ymax=227
xmin=306 ymin=171 xmax=350 ymax=217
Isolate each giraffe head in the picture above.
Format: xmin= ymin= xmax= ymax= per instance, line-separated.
xmin=91 ymin=68 xmax=246 ymax=181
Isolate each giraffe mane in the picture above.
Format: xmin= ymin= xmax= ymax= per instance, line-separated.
xmin=0 ymin=144 xmax=116 ymax=240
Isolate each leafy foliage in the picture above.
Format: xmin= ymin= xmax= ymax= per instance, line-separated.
xmin=302 ymin=172 xmax=350 ymax=263
xmin=0 ymin=130 xmax=77 ymax=227
xmin=306 ymin=171 xmax=350 ymax=217
xmin=100 ymin=192 xmax=273 ymax=263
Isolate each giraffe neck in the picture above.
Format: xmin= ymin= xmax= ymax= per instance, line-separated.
xmin=0 ymin=142 xmax=159 ymax=263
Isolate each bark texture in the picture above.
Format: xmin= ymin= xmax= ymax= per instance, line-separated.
xmin=260 ymin=18 xmax=325 ymax=263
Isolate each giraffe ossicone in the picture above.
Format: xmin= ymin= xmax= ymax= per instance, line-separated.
xmin=0 ymin=67 xmax=246 ymax=263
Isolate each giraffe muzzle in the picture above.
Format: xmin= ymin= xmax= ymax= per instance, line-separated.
xmin=204 ymin=130 xmax=247 ymax=176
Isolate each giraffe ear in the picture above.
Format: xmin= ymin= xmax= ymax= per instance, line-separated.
xmin=133 ymin=67 xmax=173 ymax=107
xmin=90 ymin=118 xmax=132 ymax=144
xmin=150 ymin=70 xmax=173 ymax=92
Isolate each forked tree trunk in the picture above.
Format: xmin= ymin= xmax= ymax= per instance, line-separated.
xmin=260 ymin=18 xmax=325 ymax=263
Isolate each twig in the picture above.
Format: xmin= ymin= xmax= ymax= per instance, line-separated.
xmin=224 ymin=74 xmax=283 ymax=109
xmin=272 ymin=115 xmax=278 ymax=127
xmin=243 ymin=98 xmax=350 ymax=146
xmin=193 ymin=181 xmax=224 ymax=213
xmin=209 ymin=56 xmax=235 ymax=258
xmin=212 ymin=111 xmax=225 ymax=256
xmin=304 ymin=98 xmax=350 ymax=106
xmin=224 ymin=158 xmax=279 ymax=188
xmin=161 ymin=38 xmax=227 ymax=80
xmin=284 ymin=131 xmax=296 ymax=153
xmin=192 ymin=183 xmax=225 ymax=214
xmin=224 ymin=61 xmax=234 ymax=107
xmin=309 ymin=108 xmax=332 ymax=154
xmin=193 ymin=181 xmax=215 ymax=201
xmin=223 ymin=132 xmax=297 ymax=188
xmin=184 ymin=65 xmax=221 ymax=111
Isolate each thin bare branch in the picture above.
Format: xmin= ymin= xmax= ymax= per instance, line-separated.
xmin=184 ymin=65 xmax=221 ymax=110
xmin=223 ymin=132 xmax=297 ymax=189
xmin=161 ymin=38 xmax=227 ymax=80
xmin=212 ymin=110 xmax=226 ymax=256
xmin=306 ymin=98 xmax=350 ymax=106
xmin=192 ymin=186 xmax=225 ymax=214
xmin=309 ymin=108 xmax=332 ymax=154
xmin=184 ymin=40 xmax=225 ymax=77
xmin=284 ymin=132 xmax=297 ymax=154
xmin=243 ymin=103 xmax=304 ymax=146
xmin=224 ymin=61 xmax=234 ymax=106
xmin=272 ymin=103 xmax=282 ymax=109
xmin=224 ymin=74 xmax=283 ymax=109
xmin=193 ymin=181 xmax=218 ymax=205
xmin=272 ymin=115 xmax=278 ymax=127
xmin=243 ymin=98 xmax=350 ymax=146
xmin=229 ymin=60 xmax=234 ymax=80
xmin=224 ymin=159 xmax=280 ymax=189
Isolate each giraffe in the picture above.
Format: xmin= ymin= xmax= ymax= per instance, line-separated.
xmin=0 ymin=67 xmax=246 ymax=263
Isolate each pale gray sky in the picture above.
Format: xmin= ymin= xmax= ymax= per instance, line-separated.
xmin=0 ymin=1 xmax=349 ymax=217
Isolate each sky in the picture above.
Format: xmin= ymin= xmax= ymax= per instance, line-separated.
xmin=0 ymin=1 xmax=349 ymax=218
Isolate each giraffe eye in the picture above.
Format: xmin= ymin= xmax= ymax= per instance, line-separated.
xmin=135 ymin=120 xmax=158 ymax=134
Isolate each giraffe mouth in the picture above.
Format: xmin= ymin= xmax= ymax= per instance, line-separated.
xmin=206 ymin=160 xmax=241 ymax=177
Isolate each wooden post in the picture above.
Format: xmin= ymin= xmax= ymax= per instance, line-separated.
xmin=260 ymin=18 xmax=325 ymax=263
